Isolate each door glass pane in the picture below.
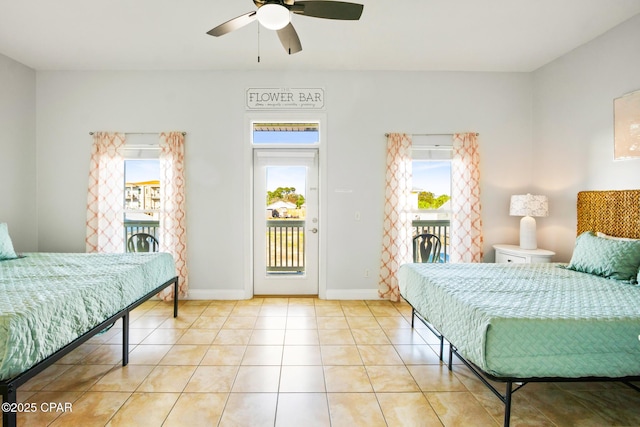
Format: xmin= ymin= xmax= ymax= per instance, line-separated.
xmin=412 ymin=160 xmax=451 ymax=213
xmin=412 ymin=159 xmax=451 ymax=262
xmin=265 ymin=166 xmax=306 ymax=275
xmin=124 ymin=160 xmax=160 ymax=250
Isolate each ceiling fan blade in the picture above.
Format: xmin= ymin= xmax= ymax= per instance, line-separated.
xmin=206 ymin=11 xmax=257 ymax=37
xmin=277 ymin=23 xmax=302 ymax=55
xmin=291 ymin=1 xmax=363 ymax=20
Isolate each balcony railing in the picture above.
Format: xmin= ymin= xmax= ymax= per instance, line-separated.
xmin=266 ymin=219 xmax=305 ymax=273
xmin=124 ymin=220 xmax=160 ymax=252
xmin=124 ymin=219 xmax=450 ymax=265
xmin=412 ymin=219 xmax=450 ymax=262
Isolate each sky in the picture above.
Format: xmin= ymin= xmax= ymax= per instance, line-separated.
xmin=125 ymin=160 xmax=160 ymax=183
xmin=412 ymin=160 xmax=451 ymax=196
xmin=253 ymin=130 xmax=319 ymax=144
xmin=266 ymin=166 xmax=306 ymax=195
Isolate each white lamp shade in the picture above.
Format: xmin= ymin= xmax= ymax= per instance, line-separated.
xmin=257 ymin=4 xmax=291 ymax=30
xmin=509 ymin=194 xmax=549 ymax=217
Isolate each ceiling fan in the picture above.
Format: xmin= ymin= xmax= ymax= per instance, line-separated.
xmin=206 ymin=0 xmax=364 ymax=55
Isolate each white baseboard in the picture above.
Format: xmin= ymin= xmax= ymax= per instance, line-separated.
xmin=183 ymin=288 xmax=381 ymax=301
xmin=324 ymin=288 xmax=381 ymax=300
xmin=185 ymin=289 xmax=250 ymax=300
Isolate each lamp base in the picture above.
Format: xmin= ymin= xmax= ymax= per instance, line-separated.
xmin=519 ymin=216 xmax=537 ymax=250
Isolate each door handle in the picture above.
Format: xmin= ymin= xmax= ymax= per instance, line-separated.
xmin=310 ymin=228 xmax=318 ymax=233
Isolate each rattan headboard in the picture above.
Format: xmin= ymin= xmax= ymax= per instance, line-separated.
xmin=577 ymin=190 xmax=640 ymax=239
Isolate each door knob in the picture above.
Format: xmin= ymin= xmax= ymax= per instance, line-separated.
xmin=310 ymin=228 xmax=318 ymax=233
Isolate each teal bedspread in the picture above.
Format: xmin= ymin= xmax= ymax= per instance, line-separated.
xmin=0 ymin=252 xmax=176 ymax=381
xmin=399 ymin=262 xmax=640 ymax=379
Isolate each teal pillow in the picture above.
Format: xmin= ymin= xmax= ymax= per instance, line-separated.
xmin=567 ymin=231 xmax=640 ymax=283
xmin=0 ymin=223 xmax=18 ymax=261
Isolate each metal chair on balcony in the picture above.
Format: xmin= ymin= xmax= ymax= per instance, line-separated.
xmin=127 ymin=233 xmax=159 ymax=252
xmin=412 ymin=233 xmax=442 ymax=263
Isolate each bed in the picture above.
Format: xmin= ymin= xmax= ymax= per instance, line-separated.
xmin=0 ymin=250 xmax=178 ymax=427
xmin=399 ymin=189 xmax=640 ymax=427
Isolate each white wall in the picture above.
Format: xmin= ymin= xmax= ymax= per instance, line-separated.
xmin=532 ymin=14 xmax=640 ymax=261
xmin=5 ymin=15 xmax=638 ymax=297
xmin=0 ymin=53 xmax=37 ymax=252
xmin=35 ymin=70 xmax=532 ymax=298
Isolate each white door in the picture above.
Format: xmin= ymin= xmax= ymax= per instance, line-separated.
xmin=253 ymin=149 xmax=319 ymax=295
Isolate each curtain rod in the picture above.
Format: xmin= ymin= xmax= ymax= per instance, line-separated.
xmin=89 ymin=131 xmax=186 ymax=136
xmin=384 ymin=132 xmax=479 ymax=137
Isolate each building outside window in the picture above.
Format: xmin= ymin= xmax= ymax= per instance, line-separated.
xmin=123 ymin=156 xmax=160 ymax=246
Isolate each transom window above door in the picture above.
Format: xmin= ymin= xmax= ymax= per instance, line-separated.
xmin=252 ymin=122 xmax=320 ymax=145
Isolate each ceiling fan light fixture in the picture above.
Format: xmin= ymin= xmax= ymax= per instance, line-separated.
xmin=257 ymin=4 xmax=290 ymax=30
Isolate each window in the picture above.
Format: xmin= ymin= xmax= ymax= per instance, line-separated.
xmin=411 ymin=136 xmax=452 ymax=220
xmin=412 ymin=160 xmax=451 ymax=211
xmin=86 ymin=132 xmax=187 ymax=296
xmin=252 ymin=122 xmax=319 ymax=145
xmin=122 ymin=138 xmax=161 ymax=249
xmin=411 ymin=135 xmax=452 ymax=262
xmin=124 ymin=160 xmax=160 ymax=212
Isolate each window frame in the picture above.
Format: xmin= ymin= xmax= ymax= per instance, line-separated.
xmin=411 ymin=138 xmax=453 ymax=218
xmin=122 ymin=142 xmax=162 ymax=251
xmin=251 ymin=121 xmax=321 ymax=147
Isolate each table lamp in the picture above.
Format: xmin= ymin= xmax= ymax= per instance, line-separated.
xmin=509 ymin=194 xmax=549 ymax=250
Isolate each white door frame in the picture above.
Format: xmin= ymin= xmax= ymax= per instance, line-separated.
xmin=243 ymin=112 xmax=327 ymax=299
xmin=253 ymin=149 xmax=318 ymax=295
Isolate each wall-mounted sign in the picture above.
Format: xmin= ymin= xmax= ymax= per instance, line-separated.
xmin=247 ymin=88 xmax=324 ymax=110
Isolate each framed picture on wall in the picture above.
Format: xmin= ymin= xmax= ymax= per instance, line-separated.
xmin=614 ymin=89 xmax=640 ymax=160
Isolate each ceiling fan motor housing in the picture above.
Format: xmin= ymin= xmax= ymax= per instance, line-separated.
xmin=257 ymin=3 xmax=291 ymax=30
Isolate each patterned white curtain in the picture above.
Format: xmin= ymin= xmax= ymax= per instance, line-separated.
xmin=378 ymin=133 xmax=413 ymax=302
xmin=158 ymin=132 xmax=188 ymax=300
xmin=450 ymin=132 xmax=483 ymax=262
xmin=85 ymin=132 xmax=126 ymax=253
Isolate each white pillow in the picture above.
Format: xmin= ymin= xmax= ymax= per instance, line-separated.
xmin=596 ymin=231 xmax=639 ymax=242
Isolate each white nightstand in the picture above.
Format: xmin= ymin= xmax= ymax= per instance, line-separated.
xmin=493 ymin=244 xmax=555 ymax=264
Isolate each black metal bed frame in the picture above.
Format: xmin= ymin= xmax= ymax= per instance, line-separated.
xmin=406 ymin=302 xmax=640 ymax=427
xmin=0 ymin=276 xmax=179 ymax=427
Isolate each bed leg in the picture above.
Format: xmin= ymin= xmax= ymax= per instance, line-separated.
xmin=411 ymin=308 xmax=415 ymax=328
xmin=122 ymin=312 xmax=129 ymax=366
xmin=2 ymin=385 xmax=17 ymax=427
xmin=173 ymin=277 xmax=179 ymax=318
xmin=439 ymin=336 xmax=444 ymax=362
xmin=504 ymin=381 xmax=513 ymax=427
xmin=448 ymin=344 xmax=453 ymax=371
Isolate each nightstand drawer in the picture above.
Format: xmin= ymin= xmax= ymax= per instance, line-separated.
xmin=493 ymin=244 xmax=555 ymax=264
xmin=495 ymin=252 xmax=527 ymax=263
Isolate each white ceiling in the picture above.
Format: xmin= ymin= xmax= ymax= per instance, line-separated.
xmin=1 ymin=0 xmax=639 ymax=72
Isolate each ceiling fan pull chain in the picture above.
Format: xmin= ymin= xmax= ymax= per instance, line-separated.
xmin=257 ymin=23 xmax=261 ymax=63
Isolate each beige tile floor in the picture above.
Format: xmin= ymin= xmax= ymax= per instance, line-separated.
xmin=15 ymin=298 xmax=640 ymax=426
